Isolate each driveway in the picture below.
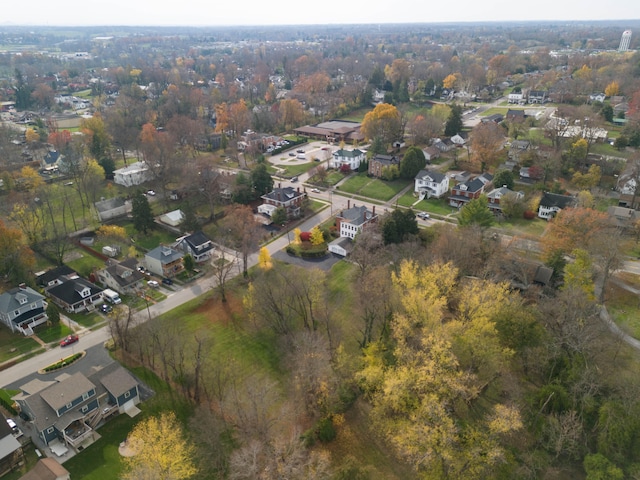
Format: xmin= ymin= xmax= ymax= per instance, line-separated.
xmin=273 ymin=250 xmax=343 ymax=271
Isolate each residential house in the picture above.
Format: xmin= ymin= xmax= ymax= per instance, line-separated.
xmin=589 ymin=93 xmax=606 ymax=103
xmin=13 ymin=362 xmax=140 ymax=449
xmin=450 ymin=133 xmax=467 ymax=146
xmin=0 ymin=285 xmax=48 ymax=336
xmin=334 ymin=201 xmax=378 ymax=239
xmin=113 ymin=162 xmax=151 ymax=187
xmin=509 ymin=139 xmax=531 ymax=161
xmin=0 ymin=412 xmax=24 ymax=476
xmin=258 ymin=186 xmax=307 ymax=219
xmin=368 ymin=154 xmax=400 ymax=178
xmin=96 ymin=259 xmax=145 ymax=295
xmin=482 ymin=113 xmax=504 ymax=124
xmin=528 ymin=90 xmax=547 ymax=104
xmin=422 ymin=146 xmax=440 ymax=163
xmin=144 ymin=245 xmax=185 ymax=278
xmin=18 ymin=458 xmax=69 ymax=480
xmin=506 ymin=109 xmax=526 ymax=122
xmin=538 ymin=192 xmax=576 ymax=219
xmin=46 ymin=278 xmax=104 ymax=313
xmin=330 ymin=148 xmax=365 ymax=171
xmin=94 ymin=197 xmax=130 ymax=222
xmin=35 ymin=266 xmax=78 ymax=288
xmin=449 ymin=173 xmax=494 ymax=208
xmin=175 ymin=231 xmax=215 ymax=263
xmin=607 ymin=206 xmax=640 ymax=230
xmin=42 ymin=151 xmax=61 ymax=169
xmin=432 ymin=138 xmax=454 ymax=152
xmin=508 ymin=89 xmax=526 ymax=105
xmin=486 ymin=187 xmax=524 ymax=214
xmin=414 ymin=169 xmax=449 ymax=199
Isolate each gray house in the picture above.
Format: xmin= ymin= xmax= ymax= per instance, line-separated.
xmin=13 ymin=363 xmax=140 ymax=449
xmin=94 ymin=197 xmax=130 ymax=223
xmin=144 ymin=246 xmax=184 ymax=278
xmin=175 ymin=231 xmax=215 ymax=263
xmin=0 ymin=285 xmax=48 ymax=336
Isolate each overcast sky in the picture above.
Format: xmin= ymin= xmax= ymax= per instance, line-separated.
xmin=3 ymin=0 xmax=640 ymax=27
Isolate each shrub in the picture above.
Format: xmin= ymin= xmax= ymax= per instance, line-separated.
xmin=523 ymin=210 xmax=536 ymax=220
xmin=300 ymin=231 xmax=311 ymax=242
xmin=315 ymin=417 xmax=337 ymax=443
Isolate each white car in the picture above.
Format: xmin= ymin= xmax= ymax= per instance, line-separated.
xmin=417 ymin=212 xmax=430 ymax=220
xmin=147 ymin=280 xmax=159 ymax=288
xmin=310 ymin=188 xmax=320 ymax=193
xmin=146 ymin=190 xmax=156 ymax=196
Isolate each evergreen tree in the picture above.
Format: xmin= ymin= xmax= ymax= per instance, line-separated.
xmin=251 ymin=163 xmax=274 ymax=197
xmin=493 ymin=169 xmax=515 ymax=190
xmin=399 ymin=146 xmax=426 ymax=179
xmin=444 ymin=103 xmax=464 ymax=137
xmin=382 ymin=209 xmax=419 ymax=244
xmin=183 ymin=254 xmax=195 ymax=274
xmin=132 ymin=192 xmax=154 ymax=235
xmin=458 ymin=196 xmax=494 ymax=227
xmin=46 ymin=302 xmax=60 ymax=324
xmin=271 ymin=207 xmax=287 ymax=226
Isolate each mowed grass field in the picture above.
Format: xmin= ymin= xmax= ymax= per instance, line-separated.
xmin=338 ymin=173 xmax=410 ymax=201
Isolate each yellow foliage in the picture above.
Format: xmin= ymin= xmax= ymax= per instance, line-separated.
xmin=96 ymin=225 xmax=127 ymax=241
xmin=443 ymin=73 xmax=461 ymax=89
xmin=258 ymin=246 xmax=272 ymax=270
xmin=310 ymin=226 xmax=324 ymax=246
xmin=122 ymin=412 xmax=197 ymax=480
xmin=293 ymin=228 xmax=302 ymax=245
xmin=25 ymin=128 xmax=39 ymax=143
xmin=604 ymin=81 xmax=619 ymax=97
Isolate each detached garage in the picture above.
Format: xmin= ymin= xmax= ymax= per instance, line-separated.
xmin=328 ymin=237 xmax=353 ymax=257
xmin=159 ymin=209 xmax=184 ymax=227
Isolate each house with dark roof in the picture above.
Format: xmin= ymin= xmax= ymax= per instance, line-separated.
xmin=35 ymin=266 xmax=77 ymax=288
xmin=506 ymin=109 xmax=526 ymax=122
xmin=335 ymin=201 xmax=378 ymax=240
xmin=0 ymin=412 xmax=24 ymax=476
xmin=46 ymin=278 xmax=103 ymax=314
xmin=449 ymin=173 xmax=494 ymax=208
xmin=18 ymin=458 xmax=69 ymax=480
xmin=175 ymin=231 xmax=215 ymax=263
xmin=482 ymin=113 xmax=504 ymax=124
xmin=368 ymin=154 xmax=399 ymax=178
xmin=96 ymin=259 xmax=145 ymax=295
xmin=13 ymin=363 xmax=140 ymax=450
xmin=144 ymin=246 xmax=184 ymax=278
xmin=538 ymin=192 xmax=576 ymax=219
xmin=0 ymin=285 xmax=48 ymax=335
xmin=528 ymin=90 xmax=547 ymax=104
xmin=414 ymin=169 xmax=449 ymax=199
xmin=330 ymin=148 xmax=365 ymax=171
xmin=258 ymin=187 xmax=306 ymax=219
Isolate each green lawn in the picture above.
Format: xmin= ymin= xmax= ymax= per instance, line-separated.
xmin=413 ymin=197 xmax=456 ymax=215
xmin=124 ymin=226 xmax=177 ymax=252
xmin=397 ymin=190 xmax=419 ymax=207
xmin=338 ymin=174 xmax=371 ymax=194
xmin=337 ymin=173 xmax=409 ymax=202
xmin=0 ymin=329 xmax=41 ymax=364
xmin=65 ymin=311 xmax=105 ymax=329
xmin=34 ymin=323 xmax=73 ymax=344
xmin=271 ymin=162 xmax=316 ymax=178
xmin=608 ymin=286 xmax=640 ymax=339
xmin=494 ymin=217 xmax=548 ymax=236
xmin=66 ymin=250 xmax=105 ymax=278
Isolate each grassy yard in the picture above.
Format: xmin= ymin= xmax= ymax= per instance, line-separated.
xmin=123 ymin=225 xmax=176 ymax=252
xmin=65 ymin=311 xmax=105 ymax=329
xmin=66 ymin=250 xmax=105 ymax=278
xmin=412 ymin=197 xmax=456 ymax=216
xmin=0 ymin=329 xmax=41 ymax=364
xmin=494 ymin=217 xmax=548 ymax=236
xmin=337 ymin=173 xmax=410 ymax=202
xmin=34 ymin=322 xmax=73 ymax=345
xmin=606 ymin=284 xmax=640 ymax=339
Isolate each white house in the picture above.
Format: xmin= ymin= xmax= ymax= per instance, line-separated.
xmin=113 ymin=162 xmax=151 ymax=187
xmin=508 ymin=90 xmax=526 ymax=104
xmin=538 ymin=192 xmax=576 ymax=219
xmin=414 ymin=169 xmax=449 ymax=199
xmin=335 ymin=201 xmax=378 ymax=240
xmin=589 ymin=93 xmax=606 ymax=103
xmin=330 ymin=148 xmax=365 ymax=171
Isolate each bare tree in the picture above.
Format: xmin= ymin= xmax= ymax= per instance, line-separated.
xmin=108 ymin=306 xmax=135 ymax=353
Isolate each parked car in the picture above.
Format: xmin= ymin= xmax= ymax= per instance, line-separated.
xmin=148 ymin=280 xmax=159 ymax=288
xmin=101 ymin=304 xmax=113 ymax=313
xmin=146 ymin=190 xmax=156 ymax=196
xmin=289 ymin=152 xmax=296 ymax=157
xmin=162 ymin=278 xmax=173 ymax=286
xmin=291 ymin=176 xmax=298 ymax=183
xmin=60 ymin=334 xmax=79 ymax=347
xmin=417 ymin=212 xmax=430 ymax=220
xmin=310 ymin=188 xmax=320 ymax=193
xmin=296 ymin=149 xmax=305 ymax=153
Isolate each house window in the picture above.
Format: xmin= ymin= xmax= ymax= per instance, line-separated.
xmin=46 ymin=427 xmax=54 ymax=434
xmin=124 ymin=391 xmax=131 ymax=399
xmin=66 ymin=402 xmax=73 ymax=409
xmin=82 ymin=392 xmax=90 ymax=401
xmin=81 ymin=405 xmax=89 ymax=413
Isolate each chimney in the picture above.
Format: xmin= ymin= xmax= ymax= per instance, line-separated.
xmin=372 ymin=205 xmax=376 ymax=215
xmin=347 ymin=200 xmax=350 ymax=209
xmin=297 ymin=187 xmax=300 ymax=193
xmin=278 ymin=182 xmax=281 ymax=189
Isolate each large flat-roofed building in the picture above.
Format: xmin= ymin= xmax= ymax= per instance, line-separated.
xmin=293 ymin=120 xmax=364 ymax=144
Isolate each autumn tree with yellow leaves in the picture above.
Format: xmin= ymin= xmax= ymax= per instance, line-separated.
xmin=361 ymin=103 xmax=402 ymax=148
xmin=122 ymin=412 xmax=198 ymax=480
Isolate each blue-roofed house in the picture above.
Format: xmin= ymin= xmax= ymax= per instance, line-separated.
xmin=175 ymin=231 xmax=215 ymax=263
